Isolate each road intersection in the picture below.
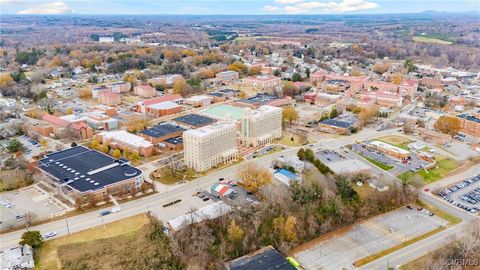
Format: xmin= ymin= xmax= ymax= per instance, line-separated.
xmin=1 ymin=127 xmax=477 ymax=269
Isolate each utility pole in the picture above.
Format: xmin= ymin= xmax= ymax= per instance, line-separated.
xmin=100 ymin=215 xmax=105 ymax=229
xmin=65 ymin=216 xmax=70 ymax=235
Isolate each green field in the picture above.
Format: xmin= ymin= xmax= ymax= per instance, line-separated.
xmin=377 ymin=135 xmax=412 ymax=150
xmin=363 ymin=156 xmax=394 ymax=171
xmin=398 ymin=158 xmax=457 ymax=184
xmin=413 ymin=36 xmax=453 ymax=45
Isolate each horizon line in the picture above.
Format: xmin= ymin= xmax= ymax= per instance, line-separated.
xmin=1 ymin=10 xmax=479 ymax=16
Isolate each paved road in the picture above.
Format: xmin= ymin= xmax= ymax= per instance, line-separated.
xmin=1 ymin=127 xmax=474 ymax=270
xmin=359 ymin=168 xmax=479 ymax=270
xmin=0 ymin=127 xmax=396 ymax=249
xmin=0 ymin=146 xmax=294 ymax=249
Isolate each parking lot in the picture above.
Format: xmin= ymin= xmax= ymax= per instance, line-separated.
xmin=17 ymin=135 xmax=42 ymax=158
xmin=197 ymin=179 xmax=260 ymax=208
xmin=316 ymin=149 xmax=347 ymax=164
xmin=441 ymin=140 xmax=479 ymax=160
xmin=351 ymin=143 xmax=431 ymax=175
xmin=437 ymin=174 xmax=480 ymax=214
xmin=54 ymin=99 xmax=89 ymax=114
xmin=292 ymin=206 xmax=448 ymax=270
xmin=0 ymin=185 xmax=68 ymax=231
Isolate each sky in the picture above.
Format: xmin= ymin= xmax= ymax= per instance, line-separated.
xmin=0 ymin=0 xmax=478 ymax=15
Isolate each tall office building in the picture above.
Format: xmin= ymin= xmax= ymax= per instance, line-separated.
xmin=241 ymin=105 xmax=282 ymax=147
xmin=183 ymin=122 xmax=238 ymax=172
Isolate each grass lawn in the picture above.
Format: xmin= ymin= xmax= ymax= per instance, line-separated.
xmin=416 ymin=200 xmax=461 ymax=225
xmin=377 ymin=135 xmax=412 ymax=150
xmin=37 ymin=214 xmax=149 ymax=270
xmin=353 ymin=185 xmax=375 ymax=200
xmin=152 ymin=172 xmax=185 ymax=185
xmin=398 ymin=158 xmax=457 ymax=184
xmin=413 ymin=36 xmax=453 ymax=45
xmin=279 ymin=132 xmax=313 ymax=147
xmin=256 ymin=146 xmax=283 ymax=158
xmin=363 ymin=156 xmax=394 ymax=171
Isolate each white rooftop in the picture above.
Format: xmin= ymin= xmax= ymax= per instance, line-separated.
xmin=186 ymin=95 xmax=212 ymax=102
xmin=59 ymin=114 xmax=88 ymax=122
xmin=167 ymin=201 xmax=231 ymax=231
xmin=370 ymin=141 xmax=410 ymax=155
xmin=100 ymin=130 xmax=153 ymax=148
xmin=184 ymin=122 xmax=235 ymax=138
xmin=316 ymin=92 xmax=342 ymax=99
xmin=146 ymin=101 xmax=180 ymax=110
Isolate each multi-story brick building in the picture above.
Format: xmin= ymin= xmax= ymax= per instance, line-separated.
xmin=134 ymin=84 xmax=156 ymax=98
xmin=457 ymin=112 xmax=480 ymax=137
xmin=375 ymin=91 xmax=403 ymax=108
xmin=96 ymin=130 xmax=155 ymax=157
xmin=145 ymin=101 xmax=183 ymax=117
xmin=147 ymin=74 xmax=183 ymax=87
xmin=97 ymin=90 xmax=121 ymax=106
xmin=185 ymin=95 xmax=213 ymax=108
xmin=215 ymin=71 xmax=239 ymax=83
xmin=242 ymin=75 xmax=281 ymax=92
xmin=135 ymin=94 xmax=183 ymax=114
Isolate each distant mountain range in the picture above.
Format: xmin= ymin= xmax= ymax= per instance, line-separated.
xmin=420 ymin=10 xmax=480 ymax=15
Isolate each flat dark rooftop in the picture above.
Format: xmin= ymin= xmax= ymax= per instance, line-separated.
xmin=320 ymin=119 xmax=352 ymax=128
xmin=208 ymin=92 xmax=225 ymax=97
xmin=140 ymin=123 xmax=185 ymax=138
xmin=39 ymin=146 xmax=142 ymax=193
xmin=173 ymin=114 xmax=215 ymax=127
xmin=164 ymin=136 xmax=183 ymax=145
xmin=218 ymin=89 xmax=240 ymax=93
xmin=458 ymin=113 xmax=480 ymax=124
xmin=228 ymin=246 xmax=296 ymax=270
xmin=239 ymin=94 xmax=279 ymax=105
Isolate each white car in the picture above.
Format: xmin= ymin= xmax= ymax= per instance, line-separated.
xmin=44 ymin=232 xmax=57 ymax=238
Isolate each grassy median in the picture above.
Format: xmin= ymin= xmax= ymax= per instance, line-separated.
xmin=353 ymin=200 xmax=461 ymax=267
xmin=353 ymin=226 xmax=446 ymax=267
xmin=363 ymin=156 xmax=394 ymax=171
xmin=398 ymin=158 xmax=457 ymax=184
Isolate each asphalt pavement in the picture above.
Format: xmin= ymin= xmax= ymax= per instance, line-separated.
xmin=1 ymin=127 xmax=475 ymax=270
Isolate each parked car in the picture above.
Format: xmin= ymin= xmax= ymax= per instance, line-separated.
xmin=99 ymin=210 xmax=111 ymax=216
xmin=44 ymin=232 xmax=57 ymax=238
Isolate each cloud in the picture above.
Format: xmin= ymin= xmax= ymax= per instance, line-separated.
xmin=275 ymin=0 xmax=304 ymax=4
xmin=263 ymin=5 xmax=281 ymax=12
xmin=264 ymin=0 xmax=379 ymax=14
xmin=0 ymin=0 xmax=24 ymax=3
xmin=17 ymin=1 xmax=75 ymax=14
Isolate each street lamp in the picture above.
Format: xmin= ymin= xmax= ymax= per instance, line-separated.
xmin=65 ymin=216 xmax=70 ymax=235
